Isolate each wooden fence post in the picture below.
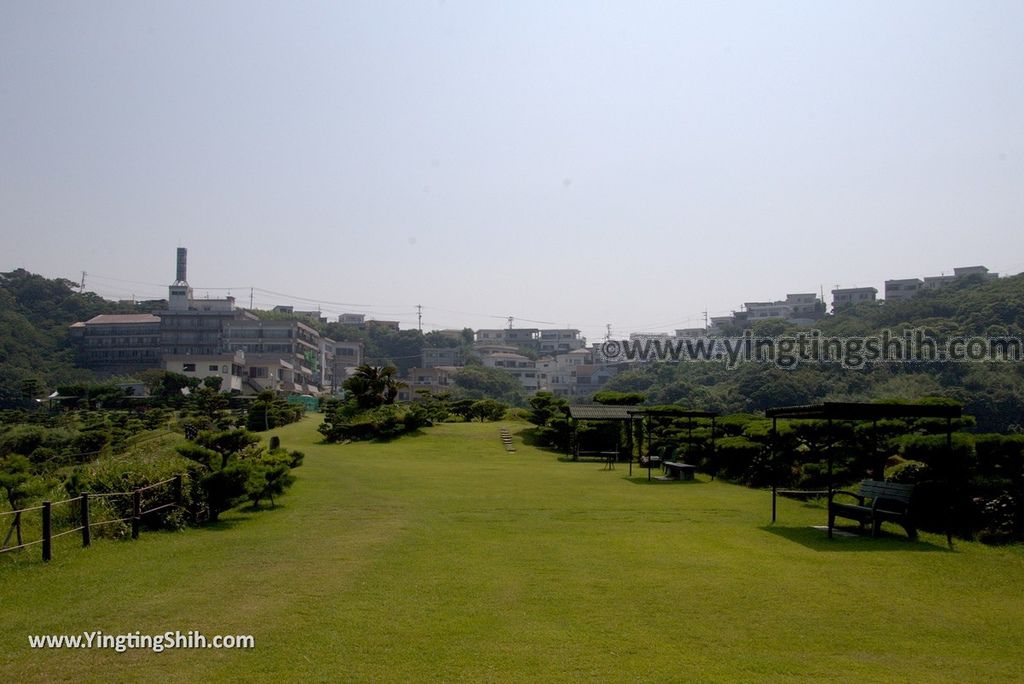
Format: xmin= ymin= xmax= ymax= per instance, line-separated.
xmin=42 ymin=501 xmax=52 ymax=562
xmin=132 ymin=490 xmax=141 ymax=540
xmin=81 ymin=493 xmax=91 ymax=548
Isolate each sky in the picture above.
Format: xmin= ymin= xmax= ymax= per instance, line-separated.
xmin=2 ymin=1 xmax=1023 ymax=341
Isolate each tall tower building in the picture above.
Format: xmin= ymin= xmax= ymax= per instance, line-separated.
xmin=168 ymin=247 xmax=193 ymax=311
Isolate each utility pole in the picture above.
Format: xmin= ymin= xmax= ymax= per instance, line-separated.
xmin=250 ymin=287 xmax=254 ymax=310
xmin=605 ymin=323 xmax=611 ymax=341
xmin=417 ymin=304 xmax=422 ymax=332
xmin=703 ymin=309 xmax=709 ymax=332
xmin=79 ymin=271 xmax=86 ymax=294
xmin=507 ymin=316 xmax=514 ymax=330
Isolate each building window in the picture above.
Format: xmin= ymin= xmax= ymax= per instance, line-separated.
xmin=250 ymin=367 xmax=268 ymax=379
xmin=183 ymin=363 xmax=196 ymax=372
xmin=209 ymin=365 xmax=219 ymax=372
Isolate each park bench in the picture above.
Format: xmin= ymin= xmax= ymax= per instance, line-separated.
xmin=828 ymin=479 xmax=917 ymax=539
xmin=662 ymin=461 xmax=697 ymax=481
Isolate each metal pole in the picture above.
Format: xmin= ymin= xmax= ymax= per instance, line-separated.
xmin=771 ymin=417 xmax=777 ymax=523
xmin=946 ymin=416 xmax=954 ymax=549
xmin=81 ymin=493 xmax=91 ymax=548
xmin=42 ymin=501 xmax=52 ymax=562
xmin=827 ymin=418 xmax=833 ymax=539
xmin=132 ymin=490 xmax=141 ymax=540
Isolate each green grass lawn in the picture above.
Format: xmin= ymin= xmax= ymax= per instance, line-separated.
xmin=3 ymin=416 xmax=1024 ymax=683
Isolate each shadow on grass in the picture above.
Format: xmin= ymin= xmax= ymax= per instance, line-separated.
xmin=623 ymin=476 xmax=706 ymax=486
xmin=195 ymin=509 xmax=261 ymax=533
xmin=516 ymin=427 xmax=570 ymax=457
xmin=761 ymin=525 xmax=951 ymax=552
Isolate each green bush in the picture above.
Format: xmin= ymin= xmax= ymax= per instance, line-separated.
xmin=886 ymin=459 xmax=930 ymax=484
xmin=319 ymin=403 xmax=429 ymax=442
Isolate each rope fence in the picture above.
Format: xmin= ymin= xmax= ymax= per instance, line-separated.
xmin=0 ymin=474 xmax=185 ymax=562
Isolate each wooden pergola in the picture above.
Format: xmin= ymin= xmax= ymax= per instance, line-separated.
xmin=765 ymin=401 xmax=962 ymax=544
xmin=565 ymin=405 xmax=719 ymax=479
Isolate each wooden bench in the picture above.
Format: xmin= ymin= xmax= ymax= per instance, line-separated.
xmin=829 ymin=479 xmax=917 ymax=539
xmin=662 ymin=462 xmax=697 ymax=481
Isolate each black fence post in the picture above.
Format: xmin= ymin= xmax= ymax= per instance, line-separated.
xmin=173 ymin=475 xmax=183 ymax=506
xmin=42 ymin=501 xmax=52 ymax=562
xmin=132 ymin=490 xmax=141 ymax=540
xmin=81 ymin=493 xmax=91 ymax=548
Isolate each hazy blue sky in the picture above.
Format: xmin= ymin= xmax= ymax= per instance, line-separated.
xmin=3 ymin=1 xmax=1022 ymax=340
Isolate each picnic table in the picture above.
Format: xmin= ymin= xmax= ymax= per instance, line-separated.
xmin=662 ymin=461 xmax=697 ymax=480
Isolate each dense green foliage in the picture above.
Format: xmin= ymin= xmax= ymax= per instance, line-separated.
xmin=451 ymin=364 xmax=525 ymax=406
xmin=0 ymin=269 xmax=135 ymax=407
xmin=318 ymin=402 xmax=431 ymax=442
xmin=245 ymin=391 xmax=304 ymax=432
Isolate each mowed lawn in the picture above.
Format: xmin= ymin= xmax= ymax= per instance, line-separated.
xmin=3 ymin=417 xmax=1024 ymax=683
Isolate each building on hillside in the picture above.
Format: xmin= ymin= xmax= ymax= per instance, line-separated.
xmin=884 ymin=278 xmax=923 ymax=301
xmin=222 ymin=318 xmax=330 ymax=393
xmin=480 ymin=351 xmax=542 ymax=392
xmin=922 ymin=274 xmax=957 ymax=290
xmin=629 ymin=331 xmax=672 ymax=342
xmin=422 ymin=347 xmax=464 ymax=368
xmin=887 ymin=266 xmax=998 ymax=301
xmin=831 ymin=287 xmax=878 ymax=312
xmin=69 ymin=314 xmax=163 ymax=376
xmin=535 ymin=349 xmax=593 ymax=396
xmin=954 ymin=265 xmax=998 ymax=280
xmin=475 ymin=328 xmax=540 ymax=349
xmin=157 ymin=248 xmax=255 ymax=357
xmin=538 ymin=329 xmax=586 ymax=354
xmin=163 ymin=350 xmax=246 ymax=392
xmin=338 ymin=313 xmax=366 ymax=327
xmin=397 ymin=366 xmax=459 ymax=401
xmin=711 ymin=292 xmax=825 ymax=330
xmin=272 ymin=305 xmax=327 ymax=325
xmin=331 ymin=340 xmax=364 ymax=368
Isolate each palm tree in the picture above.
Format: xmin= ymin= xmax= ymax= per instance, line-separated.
xmin=344 ymin=364 xmax=405 ymax=409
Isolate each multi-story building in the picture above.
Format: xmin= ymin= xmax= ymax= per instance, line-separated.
xmin=480 ymin=351 xmax=542 ymax=392
xmin=163 ymin=350 xmax=246 ymax=392
xmin=887 ymin=266 xmax=998 ymax=301
xmin=156 ymin=249 xmax=255 ymax=357
xmin=538 ymin=329 xmax=586 ymax=354
xmin=422 ymin=347 xmax=464 ymax=368
xmin=884 ymin=278 xmax=924 ymax=301
xmin=831 ymin=287 xmax=878 ymax=312
xmin=338 ymin=313 xmax=366 ymax=327
xmin=475 ymin=328 xmax=540 ymax=348
xmin=68 ymin=314 xmax=163 ymax=376
xmin=272 ymin=305 xmax=327 ymax=325
xmin=536 ymin=349 xmax=592 ymax=396
xmin=222 ymin=318 xmax=329 ymax=393
xmin=397 ymin=366 xmax=459 ymax=401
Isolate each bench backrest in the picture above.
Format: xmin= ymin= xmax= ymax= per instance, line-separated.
xmin=858 ymin=479 xmax=914 ymax=506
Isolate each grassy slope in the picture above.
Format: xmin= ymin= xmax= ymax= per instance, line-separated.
xmin=2 ymin=416 xmax=1023 ymax=683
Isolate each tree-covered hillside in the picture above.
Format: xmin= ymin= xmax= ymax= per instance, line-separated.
xmin=0 ymin=269 xmax=129 ymax=406
xmin=603 ymin=273 xmax=1024 ymax=432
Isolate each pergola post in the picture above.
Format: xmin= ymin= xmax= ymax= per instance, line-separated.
xmin=946 ymin=416 xmax=954 ymax=549
xmin=771 ymin=416 xmax=778 ymax=523
xmin=827 ymin=418 xmax=834 ymax=539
